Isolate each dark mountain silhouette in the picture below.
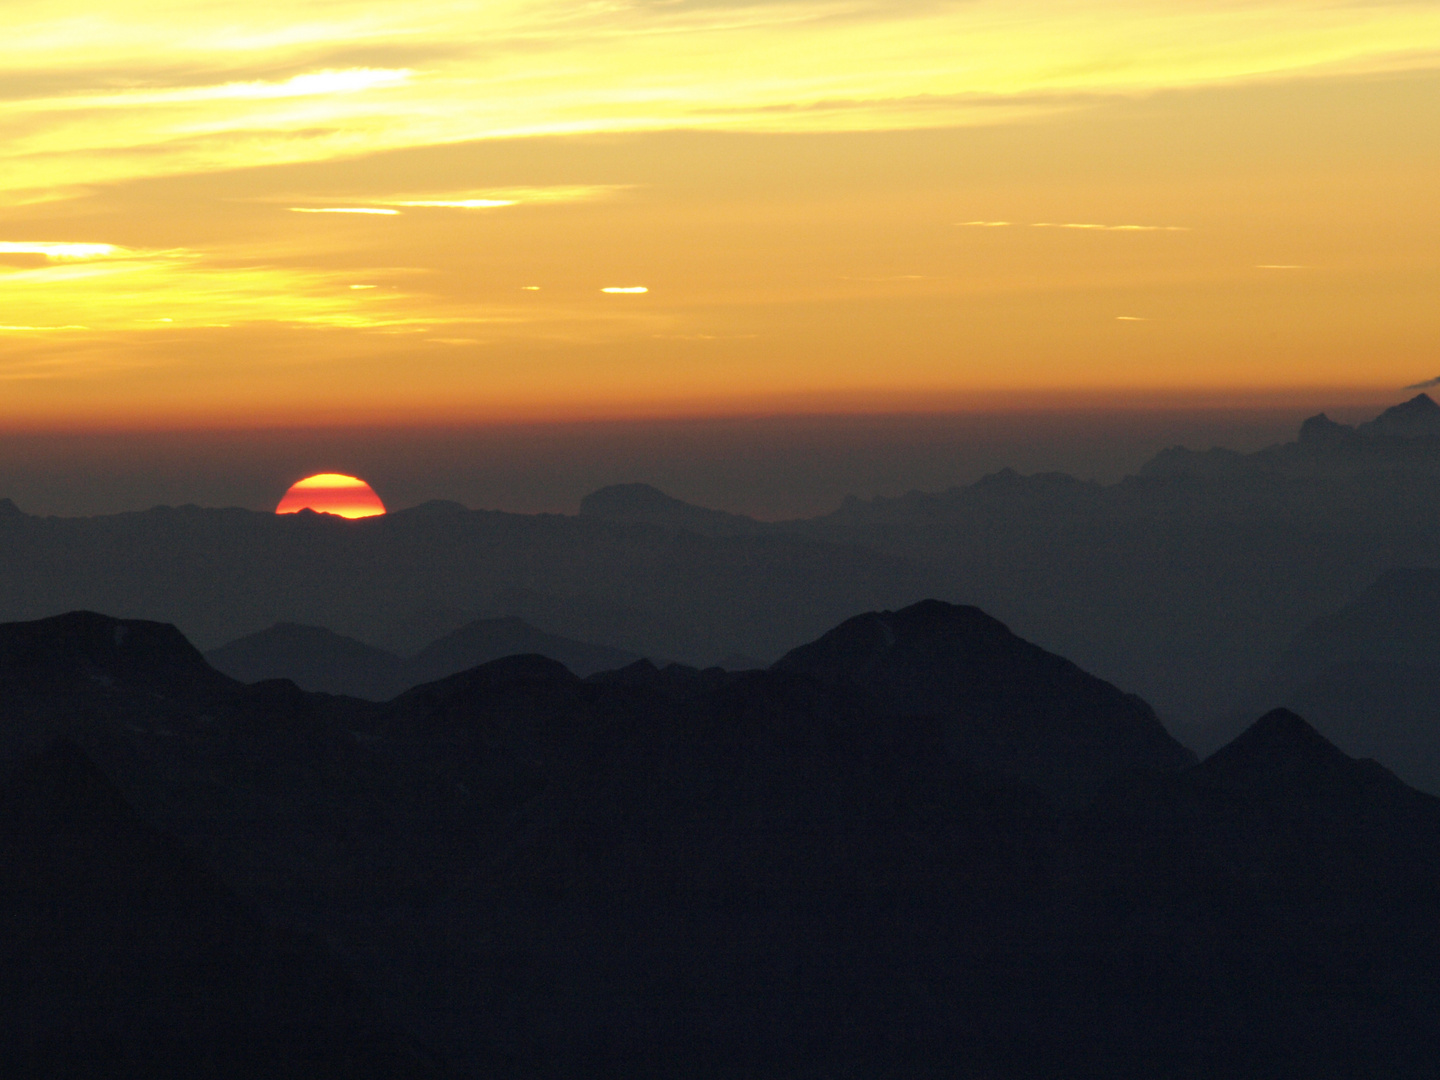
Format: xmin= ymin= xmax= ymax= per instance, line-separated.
xmin=774 ymin=598 xmax=1194 ymax=797
xmin=364 ymin=633 xmax=1440 ymax=1077
xmin=0 ymin=610 xmax=242 ymax=765
xmin=206 ymin=621 xmax=408 ymax=699
xmin=205 ymin=616 xmax=641 ymax=700
xmin=1052 ymin=709 xmax=1440 ymax=1076
xmin=1357 ymin=391 xmax=1440 ymax=439
xmin=0 ymin=737 xmax=450 ymax=1079
xmin=9 ymin=594 xmax=1440 ymax=1072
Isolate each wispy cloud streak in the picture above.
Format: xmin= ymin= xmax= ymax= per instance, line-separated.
xmin=4 ymin=1 xmax=1439 ymax=198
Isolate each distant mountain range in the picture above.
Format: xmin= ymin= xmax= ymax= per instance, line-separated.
xmin=0 ymin=494 xmax=934 ymax=666
xmin=5 ymin=601 xmax=1440 ymax=1075
xmin=205 ymin=616 xmax=642 ymax=699
xmin=8 ymin=394 xmax=1440 ymax=778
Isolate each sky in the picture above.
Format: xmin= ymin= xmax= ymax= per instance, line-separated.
xmin=0 ymin=1 xmax=1438 ymax=498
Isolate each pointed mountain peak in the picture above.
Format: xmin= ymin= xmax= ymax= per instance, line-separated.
xmin=1198 ymin=705 xmax=1411 ymax=806
xmin=0 ymin=497 xmax=22 ymax=516
xmin=1357 ymin=393 xmax=1440 ymax=439
xmin=1220 ymin=707 xmax=1337 ymax=755
xmin=1298 ymin=412 xmax=1359 ymax=445
xmin=1200 ymin=707 xmax=1402 ymax=789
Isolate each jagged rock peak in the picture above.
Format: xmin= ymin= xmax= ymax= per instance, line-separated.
xmin=1357 ymin=393 xmax=1440 ymax=439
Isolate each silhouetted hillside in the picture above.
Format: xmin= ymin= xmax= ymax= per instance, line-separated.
xmin=774 ymin=598 xmax=1193 ymax=797
xmin=9 ymin=604 xmax=1440 ymax=1076
xmin=0 ymin=738 xmax=449 ymax=1079
xmin=1051 ymin=709 xmax=1440 ymax=1076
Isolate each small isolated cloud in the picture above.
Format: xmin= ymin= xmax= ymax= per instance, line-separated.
xmin=957 ymin=220 xmax=1011 ymax=227
xmin=375 ymin=185 xmax=627 ymax=209
xmin=521 ymin=286 xmax=541 ymax=291
xmin=289 ymin=207 xmax=400 ymax=215
xmin=272 ymin=186 xmax=626 ymax=217
xmin=1115 ymin=315 xmax=1147 ymax=321
xmin=348 ymin=284 xmax=377 ymax=290
xmin=391 ymin=199 xmax=516 ymax=209
xmin=601 ymin=286 xmax=648 ymax=293
xmin=1405 ymin=376 xmax=1440 ymax=390
xmin=70 ymin=69 xmax=413 ymax=109
xmin=0 ymin=241 xmax=123 ymax=259
xmin=1033 ymin=223 xmax=1189 ymax=232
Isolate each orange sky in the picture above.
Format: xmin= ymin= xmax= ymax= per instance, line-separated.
xmin=1 ymin=1 xmax=1438 ymax=428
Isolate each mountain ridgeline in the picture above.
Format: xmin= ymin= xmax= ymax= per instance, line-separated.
xmin=7 ymin=395 xmax=1440 ymax=750
xmin=4 ymin=601 xmax=1440 ymax=1076
xmin=204 ymin=616 xmax=642 ymax=700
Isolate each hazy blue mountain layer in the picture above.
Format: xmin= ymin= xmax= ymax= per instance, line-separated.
xmin=206 ymin=616 xmax=641 ymax=699
xmin=10 ymin=396 xmax=1440 ymax=746
xmin=1213 ymin=566 xmax=1440 ymax=793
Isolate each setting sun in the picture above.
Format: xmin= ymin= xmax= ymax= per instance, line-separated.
xmin=275 ymin=473 xmax=385 ymax=518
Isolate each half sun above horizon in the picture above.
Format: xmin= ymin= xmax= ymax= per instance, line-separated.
xmin=275 ymin=474 xmax=386 ymax=519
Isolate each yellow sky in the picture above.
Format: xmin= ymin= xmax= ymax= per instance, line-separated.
xmin=1 ymin=0 xmax=1438 ymax=427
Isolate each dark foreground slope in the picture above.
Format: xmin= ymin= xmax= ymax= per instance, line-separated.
xmin=6 ymin=607 xmax=1440 ymax=1077
xmin=774 ymin=599 xmax=1193 ymax=797
xmin=1052 ymin=709 xmax=1440 ymax=1077
xmin=0 ymin=738 xmax=449 ymax=1079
